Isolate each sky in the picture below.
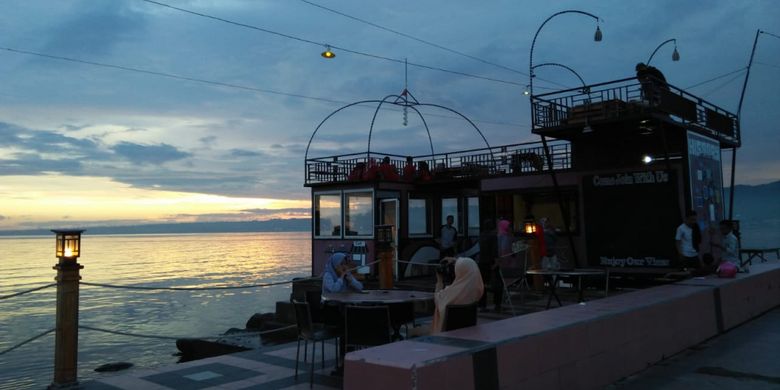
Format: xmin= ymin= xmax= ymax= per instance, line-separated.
xmin=0 ymin=0 xmax=778 ymax=230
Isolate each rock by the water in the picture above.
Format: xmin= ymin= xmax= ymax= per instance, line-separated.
xmin=245 ymin=312 xmax=275 ymax=330
xmin=176 ymin=338 xmax=250 ymax=362
xmin=95 ymin=362 xmax=133 ymax=372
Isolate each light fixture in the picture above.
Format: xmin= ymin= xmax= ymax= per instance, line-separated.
xmin=523 ymin=85 xmax=530 ymax=96
xmin=672 ymin=46 xmax=680 ymax=61
xmin=321 ymin=45 xmax=335 ymax=59
xmin=52 ymin=229 xmax=84 ymax=261
xmin=642 ymin=155 xmax=654 ymax=164
xmin=583 ymin=124 xmax=593 ymax=133
xmin=523 ymin=216 xmax=537 ymax=235
xmin=594 ymin=25 xmax=603 ymax=42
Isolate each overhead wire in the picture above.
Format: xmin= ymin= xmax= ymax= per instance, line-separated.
xmin=138 ymin=0 xmax=561 ymax=90
xmin=296 ymin=0 xmax=570 ymax=89
xmin=701 ymin=72 xmax=746 ymax=98
xmin=685 ymin=67 xmax=746 ymax=90
xmin=0 ymin=46 xmax=529 ymax=128
xmin=755 ymin=61 xmax=780 ymax=71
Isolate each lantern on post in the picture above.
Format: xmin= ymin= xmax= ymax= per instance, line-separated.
xmin=523 ymin=215 xmax=538 ymax=235
xmin=53 ymin=230 xmax=84 ymax=261
xmin=50 ymin=229 xmax=85 ymax=388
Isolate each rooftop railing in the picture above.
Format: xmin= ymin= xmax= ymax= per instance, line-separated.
xmin=531 ymin=77 xmax=740 ymax=146
xmin=305 ymin=140 xmax=571 ymax=185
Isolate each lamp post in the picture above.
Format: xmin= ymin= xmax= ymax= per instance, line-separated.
xmin=527 ymin=10 xmax=601 ymax=270
xmin=531 ymin=62 xmax=588 ymax=93
xmin=528 ymin=10 xmax=602 ymax=97
xmin=647 ymin=38 xmax=680 ymax=65
xmin=50 ymin=229 xmax=84 ymax=389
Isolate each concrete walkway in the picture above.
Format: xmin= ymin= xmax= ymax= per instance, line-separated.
xmin=610 ymin=307 xmax=780 ymax=389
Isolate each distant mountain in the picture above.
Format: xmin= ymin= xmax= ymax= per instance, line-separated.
xmin=726 ymin=180 xmax=780 ymax=220
xmin=0 ymin=218 xmax=311 ymax=237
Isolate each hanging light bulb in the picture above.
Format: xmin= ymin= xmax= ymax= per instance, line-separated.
xmin=523 ymin=85 xmax=530 ymax=96
xmin=321 ymin=45 xmax=336 ymax=59
xmin=672 ymin=46 xmax=680 ymax=61
xmin=594 ymin=25 xmax=603 ymax=42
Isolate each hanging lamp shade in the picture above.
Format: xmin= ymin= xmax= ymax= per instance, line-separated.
xmin=321 ymin=45 xmax=335 ymax=59
xmin=672 ymin=46 xmax=680 ymax=61
xmin=594 ymin=25 xmax=603 ymax=42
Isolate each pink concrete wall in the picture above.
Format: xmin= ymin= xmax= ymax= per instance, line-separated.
xmin=343 ymin=263 xmax=780 ymax=390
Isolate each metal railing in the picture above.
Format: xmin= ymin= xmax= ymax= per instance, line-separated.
xmin=531 ymin=77 xmax=740 ymax=146
xmin=305 ymin=140 xmax=571 ymax=185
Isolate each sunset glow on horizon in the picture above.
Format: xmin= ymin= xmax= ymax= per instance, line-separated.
xmin=0 ymin=174 xmax=310 ymax=230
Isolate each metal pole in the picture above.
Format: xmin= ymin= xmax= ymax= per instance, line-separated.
xmin=50 ymin=259 xmax=83 ymax=389
xmin=647 ymin=38 xmax=677 ymax=65
xmin=729 ymin=29 xmax=761 ymax=220
xmin=539 ymin=135 xmax=579 ymax=266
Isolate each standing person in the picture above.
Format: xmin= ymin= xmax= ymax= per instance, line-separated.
xmin=439 ymin=215 xmax=458 ymax=258
xmin=675 ymin=211 xmax=701 ymax=270
xmin=322 ymin=253 xmax=363 ymax=293
xmin=431 ymin=257 xmax=484 ymax=334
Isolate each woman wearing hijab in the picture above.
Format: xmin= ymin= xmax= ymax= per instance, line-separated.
xmin=322 ymin=253 xmax=364 ymax=293
xmin=431 ymin=257 xmax=484 ymax=333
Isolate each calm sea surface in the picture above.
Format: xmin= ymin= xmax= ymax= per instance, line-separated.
xmin=0 ymin=232 xmax=311 ymax=390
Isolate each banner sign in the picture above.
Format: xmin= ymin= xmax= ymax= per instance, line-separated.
xmin=583 ymin=170 xmax=681 ymax=268
xmin=687 ymin=131 xmax=724 ymax=227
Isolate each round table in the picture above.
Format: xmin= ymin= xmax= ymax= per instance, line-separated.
xmin=525 ymin=269 xmax=607 ymax=309
xmin=322 ymin=289 xmax=434 ymax=304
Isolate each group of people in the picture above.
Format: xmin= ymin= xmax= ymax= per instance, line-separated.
xmin=675 ymin=210 xmax=739 ymax=276
xmin=347 ymin=156 xmax=432 ymax=182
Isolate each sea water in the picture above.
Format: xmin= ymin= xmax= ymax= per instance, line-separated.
xmin=0 ymin=232 xmax=310 ymax=390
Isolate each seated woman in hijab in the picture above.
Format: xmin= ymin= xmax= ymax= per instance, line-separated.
xmin=431 ymin=257 xmax=484 ymax=333
xmin=322 ymin=253 xmax=364 ymax=293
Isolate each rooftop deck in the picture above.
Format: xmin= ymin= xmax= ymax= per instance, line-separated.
xmin=305 ymin=140 xmax=571 ymax=186
xmin=531 ymin=77 xmax=740 ymax=147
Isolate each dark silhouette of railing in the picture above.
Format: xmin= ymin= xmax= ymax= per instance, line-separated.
xmin=531 ymin=77 xmax=740 ymax=146
xmin=305 ymin=140 xmax=571 ymax=185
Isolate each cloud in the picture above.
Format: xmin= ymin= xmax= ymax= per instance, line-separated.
xmin=240 ymin=208 xmax=310 ymax=216
xmin=111 ymin=141 xmax=191 ymax=165
xmin=0 ymin=215 xmax=6 ymax=221
xmin=228 ymin=149 xmax=263 ymax=158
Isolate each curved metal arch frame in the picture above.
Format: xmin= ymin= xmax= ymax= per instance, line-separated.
xmin=305 ymin=95 xmax=494 ymax=176
xmin=367 ymin=94 xmax=435 ymax=161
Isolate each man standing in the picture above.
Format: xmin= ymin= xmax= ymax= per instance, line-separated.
xmin=675 ymin=210 xmax=701 ymax=269
xmin=440 ymin=215 xmax=458 ymax=258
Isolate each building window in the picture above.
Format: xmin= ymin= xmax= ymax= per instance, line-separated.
xmin=441 ymin=197 xmax=459 ymax=231
xmin=467 ymin=197 xmax=480 ymax=237
xmin=314 ymin=193 xmax=342 ymax=237
xmin=408 ymin=197 xmax=432 ymax=236
xmin=344 ymin=191 xmax=373 ymax=237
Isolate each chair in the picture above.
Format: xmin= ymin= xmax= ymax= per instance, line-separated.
xmin=293 ymin=301 xmax=339 ymax=388
xmin=498 ymin=246 xmax=530 ymax=315
xmin=344 ymin=305 xmax=392 ymax=351
xmin=387 ymin=301 xmax=415 ymax=340
xmin=443 ymin=302 xmax=478 ymax=332
xmin=304 ymin=290 xmax=323 ymax=324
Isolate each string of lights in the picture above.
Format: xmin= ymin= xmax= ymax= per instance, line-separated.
xmin=296 ymin=0 xmax=570 ymax=89
xmin=138 ymin=0 xmax=561 ymax=90
xmin=0 ymin=46 xmax=529 ymax=128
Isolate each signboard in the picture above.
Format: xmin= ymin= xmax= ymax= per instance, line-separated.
xmin=687 ymin=131 xmax=724 ymax=226
xmin=583 ymin=170 xmax=681 ymax=268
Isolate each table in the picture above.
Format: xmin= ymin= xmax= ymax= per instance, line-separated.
xmin=740 ymin=248 xmax=780 ymax=267
xmin=322 ymin=289 xmax=434 ymax=342
xmin=525 ymin=269 xmax=608 ymax=309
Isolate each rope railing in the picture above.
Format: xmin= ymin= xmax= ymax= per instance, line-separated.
xmin=78 ymin=324 xmax=297 ymax=341
xmin=0 ymin=328 xmax=55 ymax=356
xmin=0 ymin=283 xmax=57 ymax=300
xmin=78 ymin=259 xmax=384 ymax=291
